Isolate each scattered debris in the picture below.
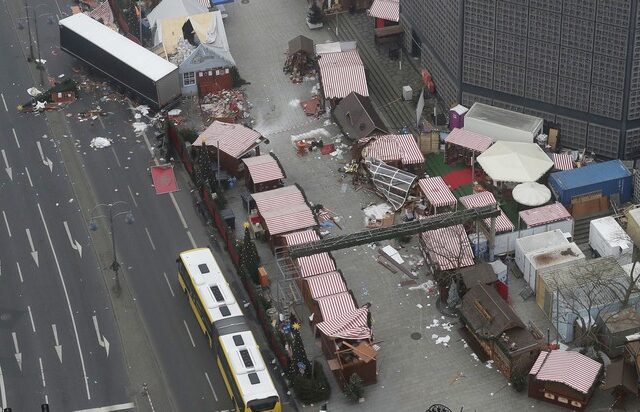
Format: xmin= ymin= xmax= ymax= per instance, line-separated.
xmin=89 ymin=137 xmax=112 ymax=149
xmin=200 ymin=89 xmax=251 ymax=125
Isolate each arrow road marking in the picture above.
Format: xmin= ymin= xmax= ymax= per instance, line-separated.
xmin=12 ymin=332 xmax=22 ymax=371
xmin=63 ymin=221 xmax=83 ymax=258
xmin=36 ymin=141 xmax=53 ymax=172
xmin=92 ymin=315 xmax=110 ymax=357
xmin=52 ymin=324 xmax=62 ymax=363
xmin=25 ymin=228 xmax=39 ymax=267
xmin=73 ymin=402 xmax=136 ymax=412
xmin=1 ymin=150 xmax=11 ymax=181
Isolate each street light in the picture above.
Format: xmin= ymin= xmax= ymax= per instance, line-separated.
xmin=24 ymin=2 xmax=56 ymax=85
xmin=89 ymin=201 xmax=135 ymax=293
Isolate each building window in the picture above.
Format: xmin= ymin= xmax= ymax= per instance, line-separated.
xmin=544 ymin=393 xmax=555 ymax=400
xmin=557 ymin=397 xmax=568 ymax=404
xmin=571 ymin=401 xmax=581 ymax=407
xmin=183 ymin=72 xmax=195 ymax=86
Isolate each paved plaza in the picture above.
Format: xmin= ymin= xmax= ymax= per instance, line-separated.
xmin=214 ymin=1 xmax=639 ymax=411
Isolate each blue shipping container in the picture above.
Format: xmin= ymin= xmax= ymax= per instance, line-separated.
xmin=548 ymin=160 xmax=632 ymax=205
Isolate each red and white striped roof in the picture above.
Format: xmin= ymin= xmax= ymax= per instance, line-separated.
xmin=418 ymin=177 xmax=457 ymax=208
xmin=242 ymin=154 xmax=285 ymax=184
xmin=445 ymin=128 xmax=493 ymax=153
xmin=530 ymin=350 xmax=602 ymax=394
xmin=367 ymin=0 xmax=399 ymax=22
xmin=317 ymin=307 xmax=371 ymax=340
xmin=361 ymin=134 xmax=424 ymax=165
xmin=519 ymin=202 xmax=571 ymax=227
xmin=283 ymin=230 xmax=336 ymax=276
xmin=253 ymin=186 xmax=316 ymax=235
xmin=316 ymin=292 xmax=356 ymax=322
xmin=420 ymin=224 xmax=475 ymax=271
xmin=197 ymin=0 xmax=210 ymax=9
xmin=551 ymin=153 xmax=574 ymax=171
xmin=87 ymin=1 xmax=114 ymax=26
xmin=305 ymin=271 xmax=347 ymax=300
xmin=193 ymin=121 xmax=263 ymax=159
xmin=459 ymin=192 xmax=514 ymax=233
xmin=317 ymin=50 xmax=368 ymax=100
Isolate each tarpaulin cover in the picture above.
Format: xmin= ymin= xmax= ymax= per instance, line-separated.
xmin=151 ymin=164 xmax=179 ymax=194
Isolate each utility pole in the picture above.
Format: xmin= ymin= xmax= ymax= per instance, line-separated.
xmin=24 ymin=0 xmax=34 ymax=62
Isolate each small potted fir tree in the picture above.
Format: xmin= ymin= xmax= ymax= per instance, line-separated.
xmin=306 ymin=3 xmax=324 ymax=29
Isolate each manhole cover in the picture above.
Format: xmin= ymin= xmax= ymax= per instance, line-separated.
xmin=241 ymin=0 xmax=249 ymax=3
xmin=410 ymin=332 xmax=422 ymax=340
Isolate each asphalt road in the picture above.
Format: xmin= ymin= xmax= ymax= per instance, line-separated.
xmin=1 ymin=1 xmax=264 ymax=411
xmin=0 ymin=1 xmax=132 ymax=410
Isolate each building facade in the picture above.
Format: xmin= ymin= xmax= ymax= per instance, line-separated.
xmin=400 ymin=0 xmax=640 ymax=159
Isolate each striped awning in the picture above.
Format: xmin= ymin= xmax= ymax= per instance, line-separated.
xmin=317 ymin=50 xmax=368 ymax=100
xmin=305 ymin=271 xmax=347 ymax=300
xmin=198 ymin=0 xmax=211 ymax=8
xmin=283 ymin=230 xmax=336 ymax=277
xmin=530 ymin=350 xmax=602 ymax=394
xmin=316 ymin=292 xmax=356 ymax=322
xmin=367 ymin=0 xmax=399 ymax=22
xmin=87 ymin=1 xmax=114 ymax=26
xmin=459 ymin=192 xmax=515 ymax=233
xmin=361 ymin=134 xmax=424 ymax=165
xmin=418 ymin=177 xmax=457 ymax=208
xmin=242 ymin=154 xmax=285 ymax=184
xmin=519 ymin=202 xmax=571 ymax=227
xmin=253 ymin=186 xmax=317 ymax=236
xmin=420 ymin=224 xmax=475 ymax=271
xmin=445 ymin=128 xmax=493 ymax=153
xmin=193 ymin=121 xmax=263 ymax=159
xmin=317 ymin=307 xmax=371 ymax=340
xmin=551 ymin=153 xmax=574 ymax=171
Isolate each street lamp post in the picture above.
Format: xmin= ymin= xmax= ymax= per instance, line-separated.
xmin=24 ymin=0 xmax=34 ymax=62
xmin=89 ymin=202 xmax=134 ymax=293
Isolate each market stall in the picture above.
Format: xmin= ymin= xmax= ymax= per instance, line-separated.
xmin=417 ymin=176 xmax=457 ymax=215
xmin=242 ymin=153 xmax=286 ymax=193
xmin=444 ymin=128 xmax=493 ymax=166
xmin=282 ymin=229 xmax=337 ymax=285
xmin=359 ymin=134 xmax=425 ymax=172
xmin=476 ymin=141 xmax=554 ymax=183
xmin=419 ymin=224 xmax=475 ymax=272
xmin=316 ymin=42 xmax=368 ymax=105
xmin=303 ymin=270 xmax=348 ymax=311
xmin=459 ymin=191 xmax=514 ymax=234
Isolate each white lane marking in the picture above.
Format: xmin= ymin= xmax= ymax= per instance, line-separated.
xmin=25 ymin=228 xmax=39 ymax=267
xmin=63 ymin=221 xmax=83 ymax=258
xmin=27 ymin=305 xmax=36 ymax=333
xmin=73 ymin=402 xmax=136 ymax=412
xmin=92 ymin=315 xmax=110 ymax=358
xmin=12 ymin=128 xmax=20 ymax=148
xmin=24 ymin=166 xmax=33 ymax=187
xmin=186 ymin=230 xmax=197 ymax=249
xmin=110 ymin=146 xmax=122 ymax=167
xmin=16 ymin=262 xmax=23 ymax=283
xmin=1 ymin=149 xmax=12 ymax=181
xmin=204 ymin=372 xmax=219 ymax=402
xmin=38 ymin=357 xmax=46 ymax=387
xmin=52 ymin=324 xmax=63 ymax=363
xmin=126 ymin=185 xmax=138 ymax=208
xmin=12 ymin=332 xmax=21 ymax=371
xmin=37 ymin=203 xmax=91 ymax=399
xmin=0 ymin=365 xmax=7 ymax=408
xmin=45 ymin=394 xmax=49 ymax=404
xmin=0 ymin=93 xmax=7 ymax=111
xmin=35 ymin=141 xmax=53 ymax=172
xmin=97 ymin=115 xmax=107 ymax=130
xmin=162 ymin=272 xmax=175 ymax=297
xmin=169 ymin=192 xmax=187 ymax=229
xmin=2 ymin=211 xmax=10 ymax=237
xmin=144 ymin=227 xmax=156 ymax=250
xmin=183 ymin=320 xmax=196 ymax=348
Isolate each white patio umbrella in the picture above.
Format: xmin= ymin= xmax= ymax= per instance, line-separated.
xmin=476 ymin=141 xmax=554 ymax=183
xmin=512 ymin=182 xmax=552 ymax=207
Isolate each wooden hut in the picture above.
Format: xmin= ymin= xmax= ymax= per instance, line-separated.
xmin=242 ymin=153 xmax=286 ymax=193
xmin=528 ymin=350 xmax=602 ymax=410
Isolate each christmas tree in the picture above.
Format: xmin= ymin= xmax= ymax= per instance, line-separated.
xmin=307 ymin=3 xmax=323 ymax=25
xmin=195 ymin=142 xmax=211 ymax=189
xmin=288 ymin=317 xmax=312 ymax=378
xmin=239 ymin=225 xmax=260 ymax=284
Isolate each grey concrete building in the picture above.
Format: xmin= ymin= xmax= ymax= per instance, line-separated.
xmin=399 ymin=0 xmax=640 ymax=159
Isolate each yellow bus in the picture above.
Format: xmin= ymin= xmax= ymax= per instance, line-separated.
xmin=178 ymin=248 xmax=281 ymax=412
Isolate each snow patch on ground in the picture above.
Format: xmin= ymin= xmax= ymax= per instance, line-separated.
xmin=290 ymin=128 xmax=331 ymax=142
xmin=89 ymin=137 xmax=112 ymax=149
xmin=289 ymin=99 xmax=301 ymax=107
xmin=134 ymin=105 xmax=150 ymax=116
xmin=133 ymin=122 xmax=148 ymax=134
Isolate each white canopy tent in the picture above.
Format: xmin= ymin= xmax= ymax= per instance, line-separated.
xmin=512 ymin=182 xmax=552 ymax=206
xmin=477 ymin=141 xmax=553 ymax=183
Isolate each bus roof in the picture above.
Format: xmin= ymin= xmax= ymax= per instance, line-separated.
xmin=219 ymin=331 xmax=279 ymax=402
xmin=179 ymin=248 xmax=244 ymax=324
